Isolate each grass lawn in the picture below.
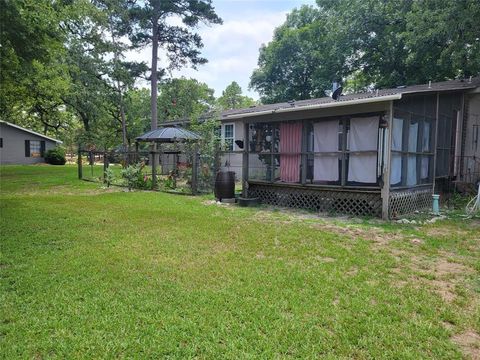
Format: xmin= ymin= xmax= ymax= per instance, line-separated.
xmin=1 ymin=165 xmax=479 ymax=359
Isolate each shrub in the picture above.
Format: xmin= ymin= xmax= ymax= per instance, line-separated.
xmin=121 ymin=163 xmax=151 ymax=190
xmin=104 ymin=167 xmax=116 ymax=188
xmin=44 ymin=148 xmax=66 ymax=165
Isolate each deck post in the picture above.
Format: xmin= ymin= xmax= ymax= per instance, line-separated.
xmin=77 ymin=147 xmax=83 ymax=180
xmin=381 ymin=102 xmax=394 ymax=220
xmin=242 ymin=121 xmax=249 ymax=197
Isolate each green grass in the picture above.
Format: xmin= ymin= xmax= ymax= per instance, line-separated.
xmin=1 ymin=165 xmax=479 ymax=358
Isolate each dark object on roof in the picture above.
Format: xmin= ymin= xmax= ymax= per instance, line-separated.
xmin=221 ymin=76 xmax=480 ymax=119
xmin=136 ymin=126 xmax=201 ymax=142
xmin=332 ymin=81 xmax=343 ymax=100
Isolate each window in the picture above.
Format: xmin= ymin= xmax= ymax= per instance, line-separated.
xmin=30 ymin=140 xmax=41 ymax=157
xmin=222 ymin=123 xmax=234 ymax=151
xmin=0 ymin=138 xmax=3 ymax=148
xmin=24 ymin=140 xmax=45 ymax=158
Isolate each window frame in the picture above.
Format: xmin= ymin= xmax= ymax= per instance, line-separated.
xmin=222 ymin=122 xmax=235 ymax=152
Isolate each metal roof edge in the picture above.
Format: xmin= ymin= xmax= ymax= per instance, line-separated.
xmin=0 ymin=121 xmax=63 ymax=144
xmin=223 ymin=93 xmax=402 ymax=120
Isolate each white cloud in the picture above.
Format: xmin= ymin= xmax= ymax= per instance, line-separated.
xmin=124 ymin=9 xmax=289 ymax=99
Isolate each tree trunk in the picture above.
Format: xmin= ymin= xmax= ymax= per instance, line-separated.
xmin=110 ymin=23 xmax=129 ymax=161
xmin=151 ymin=18 xmax=159 ymax=131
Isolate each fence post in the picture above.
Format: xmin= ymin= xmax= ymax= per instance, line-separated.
xmin=77 ymin=147 xmax=83 ymax=180
xmin=191 ymin=144 xmax=199 ymax=195
xmin=151 ymin=143 xmax=157 ymax=190
xmin=103 ymin=152 xmax=109 ymax=184
xmin=213 ymin=142 xmax=220 ymax=191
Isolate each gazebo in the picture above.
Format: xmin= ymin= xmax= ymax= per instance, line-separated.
xmin=135 ymin=126 xmax=201 ymax=143
xmin=135 ymin=125 xmax=202 ymax=193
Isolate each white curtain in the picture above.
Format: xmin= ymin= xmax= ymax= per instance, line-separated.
xmin=421 ymin=156 xmax=429 ymax=180
xmin=390 ymin=153 xmax=402 ymax=185
xmin=422 ymin=121 xmax=430 ymax=152
xmin=313 ymin=120 xmax=339 ymax=181
xmin=407 ymin=155 xmax=417 ymax=186
xmin=408 ymin=122 xmax=418 ymax=152
xmin=392 ymin=118 xmax=403 ymax=151
xmin=348 ymin=116 xmax=379 ymax=183
xmin=390 ymin=118 xmax=404 ymax=185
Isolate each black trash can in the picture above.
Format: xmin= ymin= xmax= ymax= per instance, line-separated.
xmin=214 ymin=171 xmax=235 ymax=200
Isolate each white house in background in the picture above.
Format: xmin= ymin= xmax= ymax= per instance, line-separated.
xmin=0 ymin=121 xmax=62 ymax=164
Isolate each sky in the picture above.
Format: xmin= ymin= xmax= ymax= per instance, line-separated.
xmin=125 ymin=0 xmax=316 ymax=100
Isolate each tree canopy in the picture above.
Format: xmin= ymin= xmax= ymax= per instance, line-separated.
xmin=217 ymin=81 xmax=256 ymax=110
xmin=250 ymin=0 xmax=480 ymax=103
xmin=157 ymin=77 xmax=215 ymax=121
xmin=0 ymin=0 xmax=223 ymax=150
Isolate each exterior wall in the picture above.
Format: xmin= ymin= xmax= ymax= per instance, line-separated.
xmin=0 ymin=123 xmax=58 ymax=164
xmin=220 ymin=120 xmax=244 ymax=181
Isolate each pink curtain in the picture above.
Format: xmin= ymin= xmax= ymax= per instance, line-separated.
xmin=279 ymin=122 xmax=302 ymax=183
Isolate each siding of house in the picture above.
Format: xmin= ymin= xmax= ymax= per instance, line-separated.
xmin=0 ymin=123 xmax=58 ymax=164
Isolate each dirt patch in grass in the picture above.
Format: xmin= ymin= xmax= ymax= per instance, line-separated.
xmin=401 ymin=256 xmax=475 ymax=303
xmin=425 ymin=227 xmax=470 ymax=238
xmin=451 ymin=330 xmax=480 ymax=359
xmin=434 ymin=258 xmax=472 ymax=277
xmin=312 ymin=222 xmax=405 ymax=246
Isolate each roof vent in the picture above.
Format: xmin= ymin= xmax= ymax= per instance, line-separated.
xmin=288 ymin=100 xmax=295 ymax=107
xmin=332 ymin=82 xmax=343 ymax=100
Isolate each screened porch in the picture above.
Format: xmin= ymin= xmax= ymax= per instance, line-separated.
xmin=241 ymin=92 xmax=463 ymax=218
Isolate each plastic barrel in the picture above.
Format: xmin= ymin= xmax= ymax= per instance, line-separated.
xmin=214 ymin=171 xmax=235 ymax=200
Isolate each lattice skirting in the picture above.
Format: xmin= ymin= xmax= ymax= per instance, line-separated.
xmin=388 ymin=187 xmax=432 ymax=218
xmin=248 ymin=183 xmax=382 ymax=217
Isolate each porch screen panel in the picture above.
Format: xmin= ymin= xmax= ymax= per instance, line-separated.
xmin=348 ymin=116 xmax=379 ymax=183
xmin=406 ymin=121 xmax=418 ymax=186
xmin=279 ymin=122 xmax=302 ymax=183
xmin=392 ymin=94 xmax=437 ymax=187
xmin=390 ymin=118 xmax=403 ymax=185
xmin=247 ymin=123 xmax=277 ymax=181
xmin=313 ymin=120 xmax=339 ymax=181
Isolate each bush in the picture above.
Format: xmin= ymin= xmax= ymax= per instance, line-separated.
xmin=121 ymin=163 xmax=151 ymax=190
xmin=44 ymin=148 xmax=66 ymax=165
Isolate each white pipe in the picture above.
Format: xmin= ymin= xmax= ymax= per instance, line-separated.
xmin=223 ymin=94 xmax=403 ymax=120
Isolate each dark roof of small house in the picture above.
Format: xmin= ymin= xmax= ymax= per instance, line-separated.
xmin=0 ymin=121 xmax=62 ymax=143
xmin=136 ymin=126 xmax=201 ymax=142
xmin=221 ymin=76 xmax=480 ymax=119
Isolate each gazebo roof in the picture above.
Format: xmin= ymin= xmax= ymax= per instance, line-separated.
xmin=135 ymin=126 xmax=201 ymax=143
